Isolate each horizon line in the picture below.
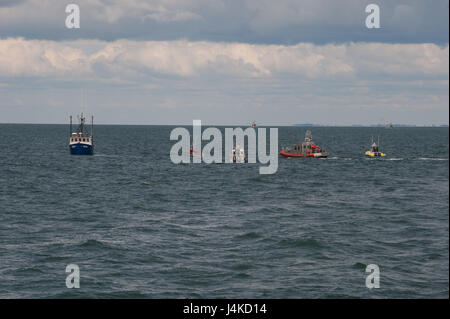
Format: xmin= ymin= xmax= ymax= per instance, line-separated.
xmin=0 ymin=122 xmax=448 ymax=127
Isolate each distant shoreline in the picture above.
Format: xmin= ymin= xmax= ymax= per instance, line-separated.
xmin=293 ymin=124 xmax=449 ymax=128
xmin=0 ymin=123 xmax=448 ymax=128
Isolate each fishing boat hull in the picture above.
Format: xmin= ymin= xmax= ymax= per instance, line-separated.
xmin=365 ymin=151 xmax=386 ymax=157
xmin=280 ymin=151 xmax=328 ymax=158
xmin=70 ymin=143 xmax=94 ymax=155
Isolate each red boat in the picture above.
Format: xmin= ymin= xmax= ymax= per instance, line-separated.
xmin=280 ymin=130 xmax=328 ymax=158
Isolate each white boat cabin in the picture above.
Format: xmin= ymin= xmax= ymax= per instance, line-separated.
xmin=70 ymin=133 xmax=93 ymax=145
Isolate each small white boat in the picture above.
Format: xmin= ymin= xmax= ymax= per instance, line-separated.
xmin=230 ymin=146 xmax=247 ymax=163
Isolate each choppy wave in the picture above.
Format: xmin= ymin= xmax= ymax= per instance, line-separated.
xmin=278 ymin=237 xmax=324 ymax=249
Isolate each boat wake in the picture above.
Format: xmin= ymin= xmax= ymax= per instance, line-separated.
xmin=417 ymin=157 xmax=448 ymax=161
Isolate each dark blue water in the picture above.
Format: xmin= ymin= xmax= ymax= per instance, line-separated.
xmin=0 ymin=124 xmax=448 ymax=298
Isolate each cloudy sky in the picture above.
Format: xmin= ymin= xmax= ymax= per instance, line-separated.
xmin=0 ymin=0 xmax=448 ymax=125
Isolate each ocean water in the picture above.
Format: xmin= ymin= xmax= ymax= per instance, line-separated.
xmin=0 ymin=124 xmax=448 ymax=298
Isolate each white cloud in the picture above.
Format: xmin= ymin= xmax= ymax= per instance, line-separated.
xmin=0 ymin=38 xmax=88 ymax=77
xmin=0 ymin=38 xmax=448 ymax=81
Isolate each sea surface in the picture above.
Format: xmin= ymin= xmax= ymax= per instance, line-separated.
xmin=0 ymin=124 xmax=448 ymax=298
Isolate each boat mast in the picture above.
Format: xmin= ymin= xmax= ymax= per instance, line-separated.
xmin=80 ymin=88 xmax=84 ymax=135
xmin=91 ymin=115 xmax=94 ymax=137
xmin=70 ymin=115 xmax=72 ymax=135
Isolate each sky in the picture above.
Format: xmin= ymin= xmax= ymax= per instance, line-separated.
xmin=0 ymin=0 xmax=448 ymax=125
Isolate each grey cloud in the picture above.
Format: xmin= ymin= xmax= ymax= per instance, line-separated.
xmin=0 ymin=0 xmax=448 ymax=44
xmin=0 ymin=0 xmax=25 ymax=7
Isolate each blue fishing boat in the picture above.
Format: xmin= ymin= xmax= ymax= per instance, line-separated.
xmin=69 ymin=113 xmax=94 ymax=155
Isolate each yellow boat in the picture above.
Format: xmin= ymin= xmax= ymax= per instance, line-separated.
xmin=365 ymin=139 xmax=386 ymax=157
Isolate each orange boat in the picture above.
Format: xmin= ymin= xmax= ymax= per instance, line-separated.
xmin=280 ymin=130 xmax=328 ymax=158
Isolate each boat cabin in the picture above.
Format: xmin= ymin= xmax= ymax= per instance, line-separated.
xmin=70 ymin=132 xmax=92 ymax=144
xmin=371 ymin=143 xmax=379 ymax=152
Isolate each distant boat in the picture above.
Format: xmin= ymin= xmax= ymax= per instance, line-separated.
xmin=190 ymin=145 xmax=201 ymax=158
xmin=251 ymin=121 xmax=257 ymax=128
xmin=365 ymin=137 xmax=386 ymax=157
xmin=230 ymin=146 xmax=247 ymax=163
xmin=280 ymin=130 xmax=328 ymax=158
xmin=385 ymin=123 xmax=394 ymax=129
xmin=69 ymin=113 xmax=94 ymax=155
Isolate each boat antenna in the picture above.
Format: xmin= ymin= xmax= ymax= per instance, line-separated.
xmin=70 ymin=115 xmax=72 ymax=135
xmin=80 ymin=88 xmax=87 ymax=122
xmin=91 ymin=115 xmax=94 ymax=137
